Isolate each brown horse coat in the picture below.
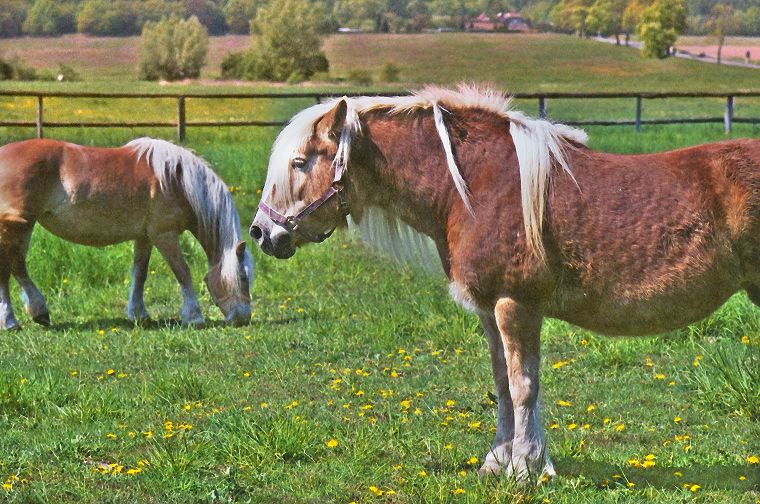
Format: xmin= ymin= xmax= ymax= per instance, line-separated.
xmin=0 ymin=138 xmax=252 ymax=329
xmin=251 ymin=85 xmax=760 ymax=479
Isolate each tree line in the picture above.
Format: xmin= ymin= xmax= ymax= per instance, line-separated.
xmin=1 ymin=0 xmax=758 ymax=38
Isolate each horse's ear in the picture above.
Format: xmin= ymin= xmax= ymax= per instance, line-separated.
xmin=236 ymin=240 xmax=247 ymax=259
xmin=327 ymin=99 xmax=347 ymax=140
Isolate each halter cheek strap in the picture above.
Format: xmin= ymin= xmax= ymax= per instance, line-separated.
xmin=257 ymin=155 xmax=350 ymax=243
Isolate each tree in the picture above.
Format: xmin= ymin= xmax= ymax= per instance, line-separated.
xmin=551 ymin=0 xmax=593 ymax=37
xmin=0 ymin=0 xmax=25 ymax=37
xmin=23 ymin=0 xmax=76 ymax=35
xmin=638 ymin=0 xmax=686 ymax=59
xmin=138 ymin=15 xmax=209 ymax=81
xmin=77 ymin=0 xmax=139 ymax=35
xmin=246 ymin=0 xmax=329 ymax=81
xmin=184 ymin=0 xmax=227 ymax=35
xmin=585 ymin=0 xmax=627 ymax=43
xmin=224 ymin=0 xmax=258 ymax=34
xmin=705 ymin=3 xmax=739 ymax=64
xmin=621 ymin=0 xmax=651 ymax=45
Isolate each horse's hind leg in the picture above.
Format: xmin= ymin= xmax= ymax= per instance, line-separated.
xmin=127 ymin=238 xmax=152 ymax=323
xmin=9 ymin=225 xmax=50 ymax=326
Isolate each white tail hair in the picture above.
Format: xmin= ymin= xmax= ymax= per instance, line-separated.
xmin=127 ymin=138 xmax=248 ymax=290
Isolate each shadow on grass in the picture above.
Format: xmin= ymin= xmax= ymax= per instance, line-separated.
xmin=39 ymin=313 xmax=315 ymax=332
xmin=556 ymin=457 xmax=759 ymax=491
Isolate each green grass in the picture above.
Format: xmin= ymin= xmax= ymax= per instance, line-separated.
xmin=0 ymin=32 xmax=759 ymax=503
xmin=0 ymin=121 xmax=758 ymax=503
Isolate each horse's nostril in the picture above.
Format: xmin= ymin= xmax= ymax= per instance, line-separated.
xmin=250 ymin=224 xmax=263 ymax=241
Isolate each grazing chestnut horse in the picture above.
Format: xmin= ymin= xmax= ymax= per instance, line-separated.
xmin=250 ymin=85 xmax=760 ymax=479
xmin=0 ymin=137 xmax=253 ymax=329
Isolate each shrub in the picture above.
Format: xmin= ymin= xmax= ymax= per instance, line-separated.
xmin=246 ymin=0 xmax=329 ymax=81
xmin=138 ymin=15 xmax=209 ymax=81
xmin=55 ymin=64 xmax=81 ymax=82
xmin=220 ymin=51 xmax=247 ymax=80
xmin=347 ymin=68 xmax=373 ymax=86
xmin=379 ymin=62 xmax=400 ymax=82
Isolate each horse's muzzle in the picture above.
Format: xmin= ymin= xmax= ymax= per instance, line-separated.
xmin=250 ymin=217 xmax=295 ymax=259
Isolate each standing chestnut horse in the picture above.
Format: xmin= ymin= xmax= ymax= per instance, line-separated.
xmin=0 ymin=137 xmax=253 ymax=329
xmin=250 ymin=85 xmax=760 ymax=479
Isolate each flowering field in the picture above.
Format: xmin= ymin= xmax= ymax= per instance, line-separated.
xmin=0 ymin=95 xmax=758 ymax=502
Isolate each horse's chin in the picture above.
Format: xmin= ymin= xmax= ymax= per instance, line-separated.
xmin=273 ymin=247 xmax=296 ymax=260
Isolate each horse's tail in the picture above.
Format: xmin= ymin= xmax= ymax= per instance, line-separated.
xmin=126 ymin=137 xmax=241 ymax=250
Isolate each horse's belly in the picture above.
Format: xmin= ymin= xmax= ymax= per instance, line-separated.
xmin=547 ymin=269 xmax=740 ymax=336
xmin=38 ymin=203 xmax=144 ymax=246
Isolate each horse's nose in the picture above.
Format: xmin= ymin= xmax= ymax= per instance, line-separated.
xmin=249 ymin=223 xmax=264 ymax=244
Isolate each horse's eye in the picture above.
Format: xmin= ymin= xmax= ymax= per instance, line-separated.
xmin=292 ymin=157 xmax=307 ymax=170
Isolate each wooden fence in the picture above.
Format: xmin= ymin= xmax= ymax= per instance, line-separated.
xmin=2 ymin=90 xmax=760 ymax=142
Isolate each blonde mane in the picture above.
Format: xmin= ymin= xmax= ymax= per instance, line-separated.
xmin=128 ymin=138 xmax=251 ymax=291
xmin=264 ymin=84 xmax=588 ymax=263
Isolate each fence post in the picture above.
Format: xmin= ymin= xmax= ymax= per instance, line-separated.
xmin=36 ymin=96 xmax=44 ymax=139
xmin=635 ymin=96 xmax=642 ymax=133
xmin=177 ymin=96 xmax=186 ymax=142
xmin=538 ymin=96 xmax=547 ymax=119
xmin=724 ymin=96 xmax=734 ymax=134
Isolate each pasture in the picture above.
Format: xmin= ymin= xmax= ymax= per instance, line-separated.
xmin=0 ymin=33 xmax=759 ymax=503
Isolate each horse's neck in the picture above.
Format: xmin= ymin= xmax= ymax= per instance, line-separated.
xmin=353 ymin=114 xmax=459 ymax=244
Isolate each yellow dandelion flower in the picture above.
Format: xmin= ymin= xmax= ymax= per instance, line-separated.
xmin=739 ymin=475 xmax=746 ymax=481
xmin=418 ymin=470 xmax=428 ymax=477
xmin=673 ymin=416 xmax=682 ymax=423
xmin=126 ymin=468 xmax=142 ymax=475
xmin=654 ymin=373 xmax=665 ymax=380
xmin=550 ymin=422 xmax=559 ymax=430
xmin=689 ymin=484 xmax=701 ymax=492
xmin=446 ymin=400 xmax=456 ymax=407
xmin=242 ymin=371 xmax=251 ymax=378
xmin=587 ymin=404 xmax=596 ymax=412
xmin=468 ymin=421 xmax=481 ymax=430
xmin=106 ymin=369 xmax=115 ymax=376
xmin=260 ymin=402 xmax=268 ymax=409
xmin=444 ymin=443 xmax=453 ymax=450
xmin=747 ymin=455 xmax=759 ymax=465
xmin=368 ymin=485 xmax=383 ymax=496
xmin=326 ymin=439 xmax=339 ymax=448
xmin=142 ymin=431 xmax=153 ymax=438
xmin=552 ymin=359 xmax=570 ymax=369
xmin=556 ymin=400 xmax=573 ymax=407
xmin=615 ymin=423 xmax=626 ymax=432
xmin=467 ymin=456 xmax=479 ymax=465
xmin=453 ymin=488 xmax=466 ymax=495
xmin=106 ymin=433 xmax=117 ymax=440
xmin=567 ymin=423 xmax=577 ymax=430
xmin=627 ymin=481 xmax=635 ymax=488
xmin=673 ymin=471 xmax=683 ymax=477
xmin=741 ymin=335 xmax=750 ymax=344
xmin=70 ymin=370 xmax=78 ymax=377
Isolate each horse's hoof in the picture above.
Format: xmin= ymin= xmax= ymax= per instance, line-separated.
xmin=478 ymin=464 xmax=502 ymax=477
xmin=1 ymin=321 xmax=21 ymax=331
xmin=182 ymin=317 xmax=206 ymax=329
xmin=129 ymin=316 xmax=152 ymax=326
xmin=33 ymin=312 xmax=51 ymax=326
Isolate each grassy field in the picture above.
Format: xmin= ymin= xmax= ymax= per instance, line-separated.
xmin=0 ymin=33 xmax=759 ymax=503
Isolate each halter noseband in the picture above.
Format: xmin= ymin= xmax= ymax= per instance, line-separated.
xmin=257 ymin=155 xmax=350 ymax=243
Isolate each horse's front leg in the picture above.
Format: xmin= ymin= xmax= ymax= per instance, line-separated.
xmin=478 ymin=313 xmax=515 ymax=475
xmin=494 ymin=297 xmax=554 ymax=481
xmin=127 ymin=238 xmax=152 ymax=323
xmin=151 ymin=232 xmax=204 ymax=326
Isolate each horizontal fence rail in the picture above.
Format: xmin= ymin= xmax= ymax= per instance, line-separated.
xmin=1 ymin=90 xmax=760 ymax=141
